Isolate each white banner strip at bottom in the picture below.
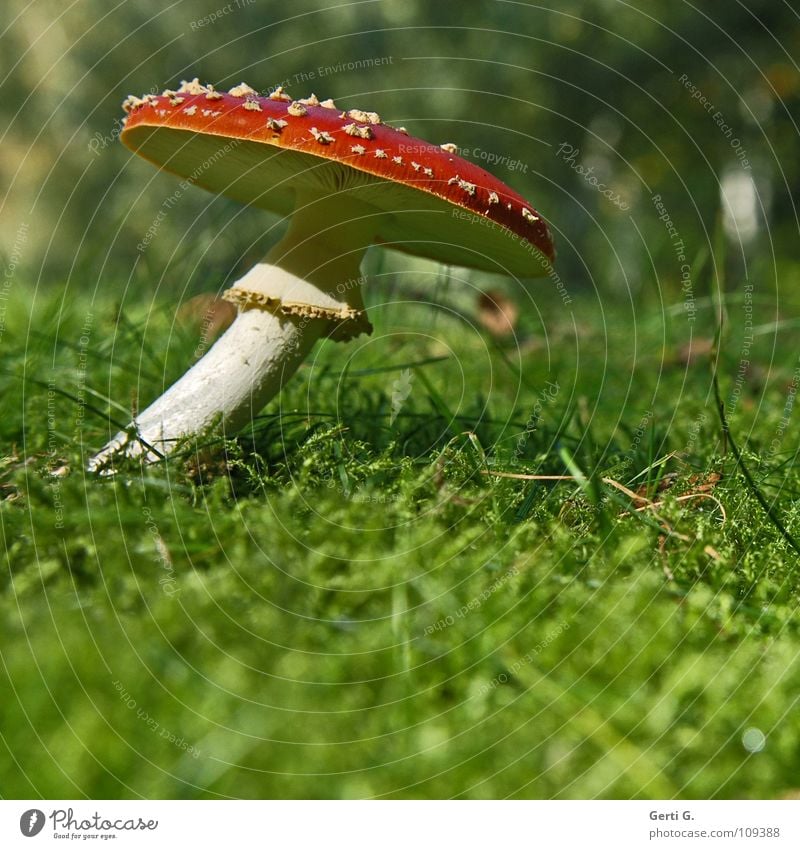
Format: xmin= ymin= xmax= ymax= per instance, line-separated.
xmin=2 ymin=800 xmax=798 ymax=847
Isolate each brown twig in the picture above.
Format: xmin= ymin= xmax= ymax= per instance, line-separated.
xmin=482 ymin=468 xmax=724 ymax=559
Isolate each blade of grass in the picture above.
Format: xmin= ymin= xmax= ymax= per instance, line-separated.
xmin=342 ymin=355 xmax=449 ymax=377
xmin=11 ymin=372 xmax=131 ymax=433
xmin=708 ymin=213 xmax=800 ymax=559
xmin=711 ymin=365 xmax=800 ymax=558
xmin=413 ymin=367 xmax=462 ymax=441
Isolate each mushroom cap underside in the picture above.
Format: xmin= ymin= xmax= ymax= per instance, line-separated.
xmin=122 ymin=86 xmax=556 ymax=277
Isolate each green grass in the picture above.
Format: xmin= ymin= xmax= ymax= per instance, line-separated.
xmin=2 ymin=263 xmax=800 ymax=799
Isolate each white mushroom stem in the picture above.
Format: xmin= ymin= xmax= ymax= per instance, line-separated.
xmin=89 ymin=196 xmax=377 ymax=471
xmin=88 ymin=290 xmax=324 ymax=469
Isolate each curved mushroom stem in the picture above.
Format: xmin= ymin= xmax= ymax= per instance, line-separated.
xmin=87 ymin=303 xmax=325 ymax=470
xmin=89 ymin=195 xmax=377 ymax=472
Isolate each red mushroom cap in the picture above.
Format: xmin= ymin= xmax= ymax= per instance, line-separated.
xmin=121 ymin=81 xmax=555 ymax=275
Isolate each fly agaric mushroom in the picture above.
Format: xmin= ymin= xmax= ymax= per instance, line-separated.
xmin=89 ymin=79 xmax=555 ymax=470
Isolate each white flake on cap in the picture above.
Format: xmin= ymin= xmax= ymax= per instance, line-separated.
xmin=267 ymin=117 xmax=288 ymax=132
xmin=269 ymin=86 xmax=292 ymax=102
xmin=178 ymin=78 xmax=207 ymax=95
xmin=310 ymin=127 xmax=334 ymax=144
xmin=122 ymin=95 xmax=148 ymax=113
xmin=228 ymin=83 xmax=258 ymax=98
xmin=448 ymin=175 xmax=476 ymax=196
xmin=299 ymin=94 xmax=320 ymax=106
xmin=287 ymin=102 xmax=308 ymax=117
xmin=347 ymin=108 xmax=382 ymax=125
xmin=342 ymin=123 xmax=373 ymax=140
xmin=521 ymin=207 xmax=539 ymax=223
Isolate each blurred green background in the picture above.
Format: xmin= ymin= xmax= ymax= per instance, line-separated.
xmin=3 ymin=0 xmax=798 ymax=294
xmin=3 ymin=0 xmax=800 ymax=802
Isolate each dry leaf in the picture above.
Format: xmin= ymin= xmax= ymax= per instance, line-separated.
xmin=677 ymin=337 xmax=713 ymax=366
xmin=477 ymin=289 xmax=519 ymax=338
xmin=177 ymin=294 xmax=236 ymax=341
